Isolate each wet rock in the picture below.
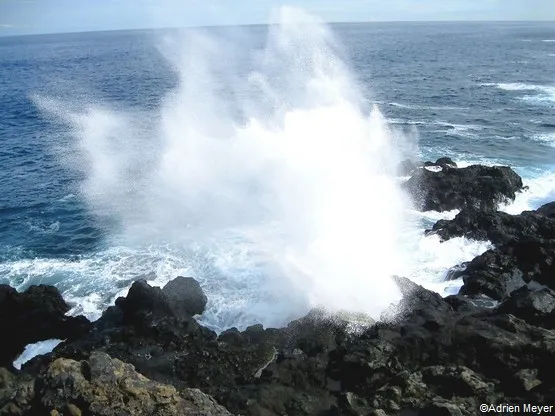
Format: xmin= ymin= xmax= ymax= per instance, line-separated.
xmin=428 ymin=205 xmax=555 ymax=245
xmin=434 ymin=157 xmax=457 ymax=169
xmin=0 ymin=285 xmax=91 ymax=369
xmin=457 ymin=238 xmax=555 ymax=301
xmin=457 ymin=249 xmax=527 ymax=300
xmin=162 ymin=276 xmax=208 ymax=316
xmin=403 ymin=165 xmax=523 ymax=212
xmin=7 ymin=270 xmax=555 ymax=416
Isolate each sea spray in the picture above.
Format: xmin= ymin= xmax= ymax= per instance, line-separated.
xmin=34 ymin=7 xmax=417 ymax=330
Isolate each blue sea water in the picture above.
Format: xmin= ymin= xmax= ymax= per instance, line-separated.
xmin=1 ymin=20 xmax=555 ymax=331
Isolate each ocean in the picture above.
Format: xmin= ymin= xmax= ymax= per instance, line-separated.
xmin=1 ymin=12 xmax=555 ymax=332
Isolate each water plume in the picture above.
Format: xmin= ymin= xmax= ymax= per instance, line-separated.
xmin=36 ymin=7 xmax=414 ymax=329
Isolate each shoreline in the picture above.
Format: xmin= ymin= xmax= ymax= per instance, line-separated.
xmin=2 ymin=160 xmax=555 ymax=415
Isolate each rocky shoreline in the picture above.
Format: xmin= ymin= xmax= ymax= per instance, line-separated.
xmin=2 ymin=160 xmax=555 ymax=415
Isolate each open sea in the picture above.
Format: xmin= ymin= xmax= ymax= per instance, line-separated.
xmin=1 ymin=15 xmax=555 ymax=333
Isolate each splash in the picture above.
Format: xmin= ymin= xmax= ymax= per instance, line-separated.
xmin=35 ymin=7 xmax=415 ymax=328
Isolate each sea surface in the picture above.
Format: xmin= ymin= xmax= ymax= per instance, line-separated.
xmin=1 ymin=17 xmax=555 ymax=332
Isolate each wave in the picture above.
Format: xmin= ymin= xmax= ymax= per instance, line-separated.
xmin=485 ymin=82 xmax=555 ymax=94
xmin=382 ymin=102 xmax=468 ymax=111
xmin=483 ymin=82 xmax=555 ymax=107
xmin=530 ymin=133 xmax=555 ymax=147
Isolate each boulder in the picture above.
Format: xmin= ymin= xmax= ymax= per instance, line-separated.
xmin=162 ymin=276 xmax=208 ymax=316
xmin=403 ymin=165 xmax=523 ymax=212
xmin=111 ymin=277 xmax=208 ymax=328
xmin=434 ymin=157 xmax=457 ymax=169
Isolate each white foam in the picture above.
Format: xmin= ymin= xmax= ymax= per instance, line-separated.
xmin=500 ymin=172 xmax=555 ymax=215
xmin=411 ymin=208 xmax=460 ymax=223
xmin=486 ymin=83 xmax=555 ymax=94
xmin=13 ymin=339 xmax=64 ymax=370
xmin=531 ymin=133 xmax=555 ymax=147
xmin=396 ymin=225 xmax=492 ymax=296
xmin=482 ymin=82 xmax=555 ymax=106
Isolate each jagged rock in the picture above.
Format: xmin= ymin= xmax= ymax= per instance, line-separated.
xmin=428 ymin=204 xmax=555 ymax=245
xmin=1 ymin=352 xmax=233 ymax=415
xmin=421 ymin=366 xmax=493 ymax=398
xmin=420 ymin=399 xmax=464 ymax=416
xmin=8 ymin=269 xmax=555 ymax=416
xmin=536 ymin=201 xmax=555 ymax=218
xmin=457 ymin=249 xmax=527 ymax=300
xmin=0 ymin=285 xmax=91 ymax=369
xmin=0 ymin=368 xmax=34 ymax=415
xmin=513 ymin=369 xmax=542 ymax=392
xmin=403 ymin=165 xmax=523 ymax=212
xmin=429 ymin=202 xmax=555 ymax=303
xmin=456 ymin=238 xmax=555 ymax=301
xmin=497 ymin=285 xmax=555 ymax=328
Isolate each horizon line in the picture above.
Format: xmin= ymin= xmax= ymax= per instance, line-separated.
xmin=1 ymin=19 xmax=554 ymax=39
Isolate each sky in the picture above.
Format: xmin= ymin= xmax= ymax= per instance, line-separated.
xmin=1 ymin=0 xmax=555 ymax=36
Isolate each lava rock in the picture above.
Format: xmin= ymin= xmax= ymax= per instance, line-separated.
xmin=112 ymin=277 xmax=209 ymax=329
xmin=1 ymin=352 xmax=233 ymax=415
xmin=403 ymin=164 xmax=523 ymax=212
xmin=497 ymin=285 xmax=555 ymax=328
xmin=7 ymin=272 xmax=555 ymax=416
xmin=457 ymin=238 xmax=555 ymax=301
xmin=0 ymin=285 xmax=91 ymax=370
xmin=162 ymin=276 xmax=208 ymax=316
xmin=434 ymin=157 xmax=457 ymax=169
xmin=428 ymin=205 xmax=555 ymax=245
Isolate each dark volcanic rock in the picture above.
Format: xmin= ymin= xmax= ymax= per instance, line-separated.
xmin=453 ymin=237 xmax=555 ymax=301
xmin=434 ymin=157 xmax=457 ymax=168
xmin=429 ymin=204 xmax=555 ymax=245
xmin=497 ymin=285 xmax=555 ymax=328
xmin=457 ymin=248 xmax=528 ymax=300
xmin=403 ymin=164 xmax=523 ymax=212
xmin=0 ymin=285 xmax=91 ymax=370
xmin=163 ymin=276 xmax=208 ymax=316
xmin=110 ymin=277 xmax=208 ymax=330
xmin=8 ymin=273 xmax=555 ymax=415
xmin=429 ymin=202 xmax=555 ymax=304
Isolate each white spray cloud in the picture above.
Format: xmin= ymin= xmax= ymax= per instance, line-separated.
xmin=35 ymin=7 xmax=415 ymax=327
